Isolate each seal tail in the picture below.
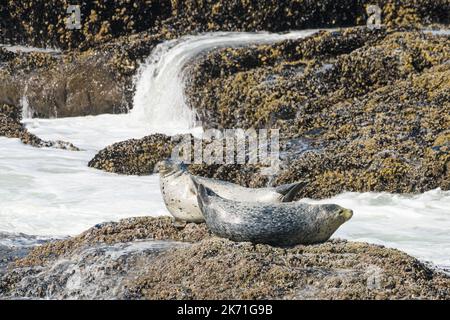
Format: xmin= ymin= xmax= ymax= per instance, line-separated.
xmin=275 ymin=181 xmax=307 ymax=202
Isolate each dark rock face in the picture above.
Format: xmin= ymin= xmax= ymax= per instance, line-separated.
xmin=1 ymin=0 xmax=172 ymax=50
xmin=1 ymin=1 xmax=448 ymax=49
xmin=24 ymin=55 xmax=125 ymax=117
xmin=1 ymin=1 xmax=448 ymax=118
xmin=170 ymin=0 xmax=449 ymax=34
xmin=1 ymin=218 xmax=448 ymax=300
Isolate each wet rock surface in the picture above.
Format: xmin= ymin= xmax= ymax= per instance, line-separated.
xmin=0 ymin=217 xmax=448 ymax=300
xmin=0 ymin=103 xmax=79 ymax=150
xmin=0 ymin=34 xmax=162 ymax=117
xmin=0 ymin=232 xmax=50 ymax=275
xmin=1 ymin=240 xmax=190 ymax=300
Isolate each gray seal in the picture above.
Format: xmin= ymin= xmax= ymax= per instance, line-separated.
xmin=157 ymin=160 xmax=306 ymax=224
xmin=194 ymin=182 xmax=353 ymax=246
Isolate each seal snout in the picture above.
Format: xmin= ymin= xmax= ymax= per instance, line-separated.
xmin=156 ymin=159 xmax=186 ymax=175
xmin=339 ymin=208 xmax=353 ymax=221
xmin=155 ymin=160 xmax=170 ymax=174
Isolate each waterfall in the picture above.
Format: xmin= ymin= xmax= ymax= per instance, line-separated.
xmin=130 ymin=30 xmax=319 ymax=132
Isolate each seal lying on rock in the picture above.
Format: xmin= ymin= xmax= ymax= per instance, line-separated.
xmin=157 ymin=160 xmax=306 ymax=224
xmin=194 ymin=182 xmax=353 ymax=246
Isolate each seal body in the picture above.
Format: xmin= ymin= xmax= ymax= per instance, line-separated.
xmin=157 ymin=160 xmax=305 ymax=223
xmin=195 ymin=184 xmax=353 ymax=246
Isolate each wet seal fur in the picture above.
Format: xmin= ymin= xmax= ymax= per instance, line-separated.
xmin=194 ymin=181 xmax=353 ymax=246
xmin=157 ymin=160 xmax=306 ymax=224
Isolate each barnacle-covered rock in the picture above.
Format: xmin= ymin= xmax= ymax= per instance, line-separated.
xmin=88 ymin=134 xmax=175 ymax=175
xmin=2 ymin=221 xmax=448 ymax=300
xmin=1 ymin=1 xmax=448 ymax=49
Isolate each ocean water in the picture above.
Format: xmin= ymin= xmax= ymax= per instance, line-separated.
xmin=301 ymin=190 xmax=450 ymax=269
xmin=0 ymin=31 xmax=449 ymax=269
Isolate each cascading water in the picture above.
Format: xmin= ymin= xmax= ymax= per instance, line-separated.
xmin=131 ymin=31 xmax=319 ymax=131
xmin=0 ymin=31 xmax=449 ymax=269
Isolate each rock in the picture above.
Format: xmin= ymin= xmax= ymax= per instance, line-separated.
xmin=0 ymin=34 xmax=161 ymax=117
xmin=171 ymin=0 xmax=449 ymax=34
xmin=25 ymin=54 xmax=126 ymax=117
xmin=0 ymin=233 xmax=43 ymax=275
xmin=88 ymin=134 xmax=175 ymax=175
xmin=14 ymin=217 xmax=210 ymax=269
xmin=1 ymin=1 xmax=173 ymax=50
xmin=1 ymin=240 xmax=191 ymax=300
xmin=127 ymin=238 xmax=450 ymax=300
xmin=2 ymin=1 xmax=448 ymax=49
xmin=87 ymin=131 xmax=276 ymax=183
xmin=1 ymin=218 xmax=448 ymax=300
xmin=0 ymin=103 xmax=80 ymax=150
xmin=2 ymin=2 xmax=448 ymax=118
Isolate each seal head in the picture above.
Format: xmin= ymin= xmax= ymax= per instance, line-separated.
xmin=156 ymin=159 xmax=188 ymax=176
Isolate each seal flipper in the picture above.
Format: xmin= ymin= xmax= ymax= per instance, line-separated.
xmin=191 ymin=177 xmax=219 ymax=217
xmin=172 ymin=218 xmax=187 ymax=229
xmin=275 ymin=181 xmax=307 ymax=202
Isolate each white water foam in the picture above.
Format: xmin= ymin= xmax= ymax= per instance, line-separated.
xmin=0 ymin=31 xmax=449 ymax=268
xmin=0 ymin=45 xmax=60 ymax=54
xmin=0 ymin=137 xmax=168 ymax=236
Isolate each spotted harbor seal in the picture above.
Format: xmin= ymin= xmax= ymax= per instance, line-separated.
xmin=194 ymin=182 xmax=353 ymax=246
xmin=157 ymin=160 xmax=306 ymax=224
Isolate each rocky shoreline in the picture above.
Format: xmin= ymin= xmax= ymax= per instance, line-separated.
xmin=183 ymin=27 xmax=450 ymax=198
xmin=1 ymin=217 xmax=449 ymax=300
xmin=1 ymin=1 xmax=449 ymax=119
